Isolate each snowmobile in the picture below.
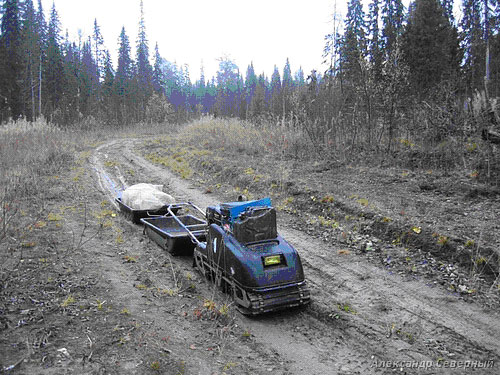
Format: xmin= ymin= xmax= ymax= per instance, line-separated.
xmin=141 ymin=197 xmax=310 ymax=315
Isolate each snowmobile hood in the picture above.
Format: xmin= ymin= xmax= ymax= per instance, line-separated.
xmin=221 ymin=230 xmax=305 ymax=289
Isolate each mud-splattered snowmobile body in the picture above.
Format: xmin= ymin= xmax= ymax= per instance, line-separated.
xmin=193 ymin=198 xmax=310 ymax=315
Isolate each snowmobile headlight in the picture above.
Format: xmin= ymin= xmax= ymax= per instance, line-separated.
xmin=263 ymin=255 xmax=282 ymax=267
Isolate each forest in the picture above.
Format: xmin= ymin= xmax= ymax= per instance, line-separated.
xmin=2 ymin=2 xmax=500 ymax=372
xmin=1 ymin=0 xmax=500 ymax=180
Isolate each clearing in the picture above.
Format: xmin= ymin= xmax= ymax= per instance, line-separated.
xmin=1 ymin=120 xmax=500 ymax=374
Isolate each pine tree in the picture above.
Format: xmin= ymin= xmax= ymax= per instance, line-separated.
xmin=381 ymin=0 xmax=405 ymax=61
xmin=0 ymin=0 xmax=22 ymax=121
xmin=20 ymin=0 xmax=41 ymax=120
xmin=79 ymin=38 xmax=98 ymax=117
xmin=44 ymin=1 xmax=64 ymax=120
xmin=199 ymin=64 xmax=206 ymax=89
xmin=282 ymin=58 xmax=293 ymax=116
xmin=35 ymin=0 xmax=46 ymax=43
xmin=204 ymin=77 xmax=216 ymax=114
xmin=92 ymin=19 xmax=104 ymax=80
xmin=402 ymin=0 xmax=461 ymax=98
xmin=92 ymin=18 xmax=105 ymax=115
xmin=294 ymin=67 xmax=305 ymax=86
xmin=135 ymin=0 xmax=152 ymax=119
xmin=101 ymin=49 xmax=115 ymax=123
xmin=163 ymin=60 xmax=181 ymax=109
xmin=152 ymin=42 xmax=163 ymax=94
xmin=61 ymin=37 xmax=79 ymax=123
xmin=270 ymin=65 xmax=281 ymax=116
xmin=244 ymin=62 xmax=257 ymax=117
xmin=339 ymin=0 xmax=367 ymax=87
xmin=35 ymin=0 xmax=46 ymax=117
xmin=460 ymin=0 xmax=484 ymax=93
xmin=250 ymin=73 xmax=267 ymax=117
xmin=193 ymin=63 xmax=206 ymax=113
xmin=182 ymin=64 xmax=193 ymax=110
xmin=114 ymin=26 xmax=133 ymax=124
xmin=368 ymin=0 xmax=383 ymax=80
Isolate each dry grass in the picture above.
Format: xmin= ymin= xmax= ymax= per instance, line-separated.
xmin=181 ymin=114 xmax=500 ymax=186
xmin=176 ymin=116 xmax=318 ymax=162
xmin=0 ymin=118 xmax=182 ymax=248
xmin=1 ymin=119 xmax=70 ymax=247
xmin=181 ymin=117 xmax=268 ymax=154
xmin=1 ymin=118 xmax=70 ymax=178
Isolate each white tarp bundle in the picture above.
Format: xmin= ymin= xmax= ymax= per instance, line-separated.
xmin=121 ymin=183 xmax=175 ymax=210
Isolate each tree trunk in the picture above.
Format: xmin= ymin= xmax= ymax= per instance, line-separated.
xmin=38 ymin=56 xmax=42 ymax=117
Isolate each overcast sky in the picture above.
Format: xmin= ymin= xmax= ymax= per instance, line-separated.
xmin=50 ymin=0 xmax=339 ymax=81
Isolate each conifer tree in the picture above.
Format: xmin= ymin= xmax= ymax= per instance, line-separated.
xmin=460 ymin=0 xmax=484 ymax=93
xmin=204 ymin=77 xmax=216 ymax=114
xmin=152 ymin=42 xmax=163 ymax=94
xmin=182 ymin=64 xmax=193 ymax=110
xmin=79 ymin=38 xmax=98 ymax=117
xmin=244 ymin=62 xmax=257 ymax=117
xmin=270 ymin=65 xmax=282 ymax=116
xmin=294 ymin=67 xmax=305 ymax=86
xmin=35 ymin=0 xmax=46 ymax=43
xmin=198 ymin=64 xmax=206 ymax=89
xmin=101 ymin=49 xmax=115 ymax=123
xmin=0 ymin=0 xmax=22 ymax=120
xmin=282 ymin=58 xmax=293 ymax=116
xmin=402 ymin=0 xmax=461 ymax=98
xmin=135 ymin=0 xmax=152 ymax=119
xmin=92 ymin=19 xmax=104 ymax=80
xmin=381 ymin=0 xmax=405 ymax=61
xmin=339 ymin=0 xmax=367 ymax=87
xmin=20 ymin=0 xmax=40 ymax=120
xmin=250 ymin=73 xmax=267 ymax=117
xmin=35 ymin=0 xmax=46 ymax=116
xmin=61 ymin=37 xmax=79 ymax=123
xmin=163 ymin=60 xmax=181 ymax=108
xmin=44 ymin=1 xmax=64 ymax=119
xmin=114 ymin=26 xmax=133 ymax=123
xmin=368 ymin=0 xmax=383 ymax=80
xmin=193 ymin=64 xmax=206 ymax=113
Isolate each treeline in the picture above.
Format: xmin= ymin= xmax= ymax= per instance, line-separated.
xmin=1 ymin=0 xmax=500 ymax=170
xmin=316 ymin=0 xmax=500 ymax=155
xmin=0 ymin=0 xmax=309 ymax=125
xmin=292 ymin=0 xmax=500 ymax=170
xmin=0 ymin=0 xmax=166 ymax=125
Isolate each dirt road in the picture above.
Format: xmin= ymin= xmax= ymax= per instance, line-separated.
xmin=89 ymin=137 xmax=500 ymax=374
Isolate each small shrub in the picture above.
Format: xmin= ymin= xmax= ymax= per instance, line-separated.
xmin=151 ymin=361 xmax=161 ymax=370
xmin=437 ymin=235 xmax=449 ymax=246
xmin=61 ymin=295 xmax=76 ymax=307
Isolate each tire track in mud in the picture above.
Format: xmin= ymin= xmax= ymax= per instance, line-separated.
xmin=90 ymin=140 xmax=128 ymax=209
xmin=91 ymin=138 xmax=500 ymax=374
xmin=300 ymin=245 xmax=500 ymax=354
xmin=91 ymin=139 xmax=338 ymax=374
